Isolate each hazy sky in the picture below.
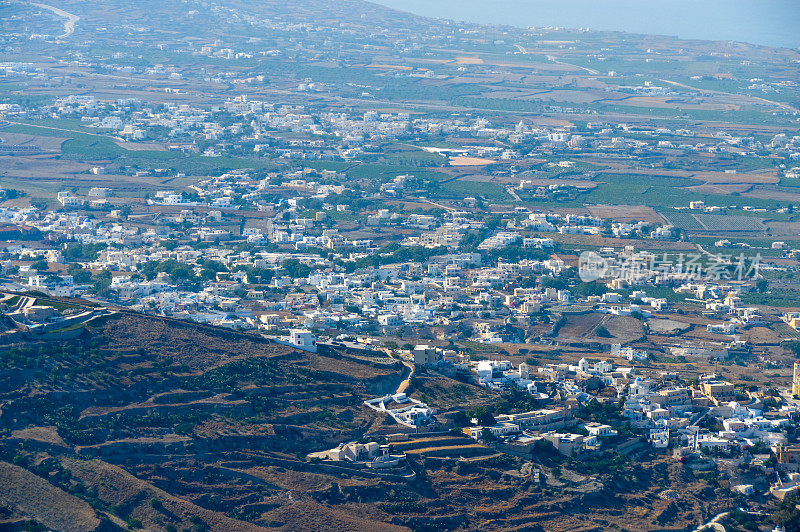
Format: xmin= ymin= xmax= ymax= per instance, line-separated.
xmin=370 ymin=0 xmax=800 ymax=49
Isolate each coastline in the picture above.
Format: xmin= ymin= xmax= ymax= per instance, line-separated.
xmin=368 ymin=0 xmax=800 ymax=50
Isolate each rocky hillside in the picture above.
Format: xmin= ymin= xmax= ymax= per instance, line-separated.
xmin=0 ymin=310 xmax=410 ymax=531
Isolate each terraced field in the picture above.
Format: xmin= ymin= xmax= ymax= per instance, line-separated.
xmin=663 ymin=211 xmax=769 ymax=234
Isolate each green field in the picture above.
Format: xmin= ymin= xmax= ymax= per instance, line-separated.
xmin=3 ymin=123 xmax=278 ymax=176
xmin=580 ymin=174 xmax=783 ymax=210
xmin=742 ymin=290 xmax=800 ymax=308
xmin=434 ymin=179 xmax=511 ymax=201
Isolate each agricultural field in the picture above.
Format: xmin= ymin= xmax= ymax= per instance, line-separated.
xmin=662 ymin=211 xmax=784 ymax=235
xmin=692 ymin=213 xmax=767 ymax=232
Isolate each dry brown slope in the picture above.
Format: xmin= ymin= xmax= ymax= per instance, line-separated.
xmin=62 ymin=457 xmax=269 ymax=532
xmin=269 ymin=499 xmax=410 ymax=532
xmin=0 ymin=461 xmax=103 ymax=532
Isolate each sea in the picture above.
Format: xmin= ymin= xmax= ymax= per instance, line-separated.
xmin=369 ymin=0 xmax=800 ymax=49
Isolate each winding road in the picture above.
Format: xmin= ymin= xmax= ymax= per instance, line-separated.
xmin=693 ymin=512 xmax=729 ymax=532
xmin=658 ymin=78 xmax=799 ymax=114
xmin=545 ymin=54 xmax=600 ymax=75
xmin=31 ymin=2 xmax=79 ymax=39
xmin=395 ymin=359 xmax=415 ymax=395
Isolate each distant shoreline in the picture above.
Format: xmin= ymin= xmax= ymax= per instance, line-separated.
xmin=368 ymin=0 xmax=800 ymax=50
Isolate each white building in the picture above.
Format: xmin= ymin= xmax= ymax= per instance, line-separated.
xmin=277 ymin=329 xmax=317 ymax=352
xmin=465 ymin=422 xmax=520 ymax=440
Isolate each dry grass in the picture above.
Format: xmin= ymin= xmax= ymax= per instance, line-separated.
xmin=455 ymin=56 xmax=484 ymax=65
xmin=556 ymin=314 xmax=645 ymax=345
xmin=0 ymin=461 xmax=101 ymax=532
xmin=10 ymin=425 xmax=66 ymax=445
xmin=264 ymin=499 xmax=407 ymax=532
xmin=365 ymin=64 xmax=413 ymax=71
xmin=61 ymin=457 xmax=268 ymax=532
xmin=0 ymin=132 xmax=65 ymax=151
xmin=449 ymin=156 xmax=497 ymax=166
xmin=692 ymin=170 xmax=778 ymax=184
xmin=622 ymin=95 xmax=739 ymax=111
xmin=587 ymin=204 xmax=664 ymax=224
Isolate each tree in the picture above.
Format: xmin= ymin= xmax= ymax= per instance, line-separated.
xmin=244 ymin=267 xmax=274 ymax=285
xmin=773 ymin=495 xmax=800 ymax=529
xmin=573 ymin=281 xmax=606 ymax=298
xmin=91 ymin=270 xmax=113 ymax=296
xmin=281 ymin=259 xmax=312 ymax=279
xmin=465 ymin=405 xmax=496 ymax=427
xmin=167 ymin=263 xmax=196 ymax=285
xmin=595 ymin=325 xmax=613 ymax=338
xmin=451 ymin=411 xmax=470 ymax=427
xmin=63 ymin=242 xmax=107 ymax=262
xmin=481 ymin=428 xmax=498 ymax=442
xmin=479 ymin=410 xmax=497 ymax=427
xmin=782 ymin=341 xmax=800 ymax=357
xmin=31 ymin=260 xmax=49 ymax=272
xmin=68 ymin=264 xmax=92 ymax=284
xmin=540 ymin=276 xmax=567 ymax=290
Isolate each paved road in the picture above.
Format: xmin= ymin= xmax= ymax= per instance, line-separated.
xmin=5 ymin=119 xmax=121 ymax=140
xmin=506 ymin=186 xmax=522 ymax=202
xmin=395 ymin=360 xmax=415 ymax=394
xmin=693 ymin=511 xmax=728 ymax=532
xmin=545 ymin=54 xmax=600 ymax=75
xmin=659 ymin=78 xmax=799 ymax=114
xmin=419 ymin=198 xmax=458 ymax=212
xmin=31 ymin=2 xmax=79 ymax=39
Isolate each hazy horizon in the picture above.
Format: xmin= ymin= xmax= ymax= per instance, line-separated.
xmin=370 ymin=0 xmax=800 ymax=49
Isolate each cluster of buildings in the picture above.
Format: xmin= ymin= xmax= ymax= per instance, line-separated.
xmin=394 ymin=334 xmax=800 ymax=470
xmin=456 ymin=356 xmax=797 ymax=462
xmin=363 ymin=393 xmax=435 ymax=429
xmin=307 ymin=440 xmax=407 ymax=470
xmin=0 ymin=187 xmax=790 ymax=363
